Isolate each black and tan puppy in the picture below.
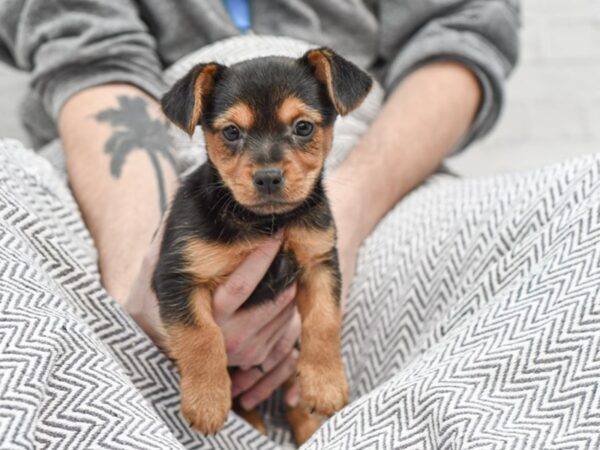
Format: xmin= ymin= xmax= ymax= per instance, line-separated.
xmin=153 ymin=48 xmax=372 ymax=443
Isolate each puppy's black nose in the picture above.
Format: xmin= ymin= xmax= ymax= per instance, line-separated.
xmin=253 ymin=169 xmax=283 ymax=195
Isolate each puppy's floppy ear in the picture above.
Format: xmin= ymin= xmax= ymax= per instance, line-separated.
xmin=302 ymin=47 xmax=372 ymax=116
xmin=161 ymin=63 xmax=225 ymax=136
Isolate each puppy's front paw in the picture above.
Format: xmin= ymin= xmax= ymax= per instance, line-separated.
xmin=298 ymin=360 xmax=348 ymax=416
xmin=287 ymin=404 xmax=323 ymax=446
xmin=180 ymin=376 xmax=231 ymax=434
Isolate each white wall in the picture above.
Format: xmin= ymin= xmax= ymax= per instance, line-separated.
xmin=447 ymin=0 xmax=600 ymax=175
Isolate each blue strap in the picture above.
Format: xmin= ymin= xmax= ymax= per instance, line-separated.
xmin=224 ymin=0 xmax=252 ymax=33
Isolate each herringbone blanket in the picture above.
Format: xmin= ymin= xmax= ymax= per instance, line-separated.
xmin=2 ymin=37 xmax=600 ymax=449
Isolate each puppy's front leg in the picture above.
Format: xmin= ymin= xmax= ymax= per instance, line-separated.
xmin=166 ymin=286 xmax=231 ymax=434
xmin=295 ymin=258 xmax=348 ymax=416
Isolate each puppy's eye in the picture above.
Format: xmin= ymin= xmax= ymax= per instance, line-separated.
xmin=222 ymin=125 xmax=241 ymax=142
xmin=293 ymin=120 xmax=314 ymax=137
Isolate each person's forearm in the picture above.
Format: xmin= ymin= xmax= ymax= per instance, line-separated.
xmin=329 ymin=62 xmax=481 ymax=247
xmin=58 ymin=84 xmax=179 ymax=303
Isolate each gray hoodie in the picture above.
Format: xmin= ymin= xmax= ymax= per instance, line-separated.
xmin=0 ymin=0 xmax=519 ymax=149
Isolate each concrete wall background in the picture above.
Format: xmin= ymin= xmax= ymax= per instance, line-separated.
xmin=447 ymin=0 xmax=600 ymax=175
xmin=0 ymin=0 xmax=598 ymax=176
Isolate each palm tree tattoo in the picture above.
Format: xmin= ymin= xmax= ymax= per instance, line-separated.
xmin=96 ymin=96 xmax=177 ymax=214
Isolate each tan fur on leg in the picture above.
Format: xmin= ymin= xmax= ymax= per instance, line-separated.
xmin=166 ymin=287 xmax=231 ymax=434
xmin=295 ymin=265 xmax=348 ymax=416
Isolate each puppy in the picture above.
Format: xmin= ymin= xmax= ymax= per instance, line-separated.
xmin=153 ymin=47 xmax=372 ymax=444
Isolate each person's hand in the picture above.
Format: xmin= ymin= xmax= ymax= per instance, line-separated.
xmin=213 ymin=234 xmax=301 ymax=410
xmin=124 ymin=229 xmax=301 ymax=410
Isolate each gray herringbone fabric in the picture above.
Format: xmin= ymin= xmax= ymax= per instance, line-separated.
xmin=2 ymin=38 xmax=600 ymax=449
xmin=3 ymin=141 xmax=600 ymax=450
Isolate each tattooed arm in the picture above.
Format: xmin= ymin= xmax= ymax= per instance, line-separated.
xmin=58 ymin=84 xmax=179 ymax=304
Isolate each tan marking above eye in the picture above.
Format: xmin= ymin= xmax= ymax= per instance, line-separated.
xmin=277 ymin=97 xmax=322 ymax=125
xmin=213 ymin=102 xmax=255 ymax=130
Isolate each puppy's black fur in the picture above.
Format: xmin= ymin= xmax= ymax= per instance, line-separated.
xmin=151 ymin=47 xmax=372 ymax=440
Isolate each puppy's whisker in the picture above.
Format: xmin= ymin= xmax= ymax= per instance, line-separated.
xmin=209 ymin=191 xmax=232 ymax=214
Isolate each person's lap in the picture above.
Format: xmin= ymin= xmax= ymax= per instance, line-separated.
xmin=2 ymin=136 xmax=600 ymax=449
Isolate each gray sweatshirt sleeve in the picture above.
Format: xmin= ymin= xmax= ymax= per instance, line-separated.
xmin=381 ymin=0 xmax=520 ymax=151
xmin=0 ymin=0 xmax=165 ymax=120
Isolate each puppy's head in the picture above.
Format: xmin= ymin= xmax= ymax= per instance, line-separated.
xmin=162 ymin=48 xmax=372 ymax=215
